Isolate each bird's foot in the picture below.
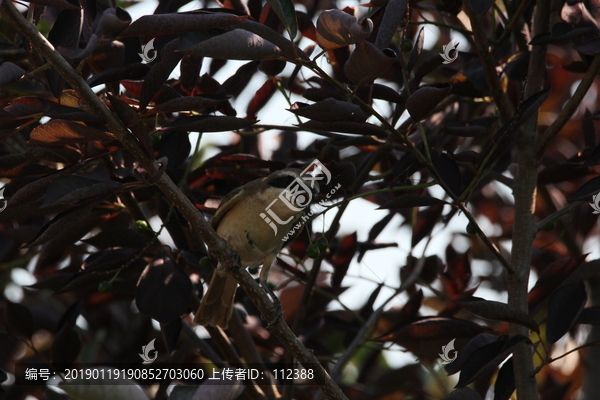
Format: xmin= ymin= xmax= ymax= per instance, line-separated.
xmin=260 ymin=280 xmax=283 ymax=329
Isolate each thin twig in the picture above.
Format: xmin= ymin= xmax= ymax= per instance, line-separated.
xmin=534 ymin=340 xmax=600 ymax=374
xmin=462 ymin=0 xmax=514 ymax=123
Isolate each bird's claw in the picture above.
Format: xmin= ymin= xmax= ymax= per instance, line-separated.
xmin=260 ymin=279 xmax=283 ymax=329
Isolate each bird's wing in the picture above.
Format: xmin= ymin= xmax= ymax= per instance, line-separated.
xmin=210 ymin=185 xmax=247 ymax=230
xmin=281 ymin=212 xmax=306 ymax=248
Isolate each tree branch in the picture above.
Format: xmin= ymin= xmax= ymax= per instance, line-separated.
xmin=508 ymin=1 xmax=549 ymax=399
xmin=462 ymin=0 xmax=514 ymax=123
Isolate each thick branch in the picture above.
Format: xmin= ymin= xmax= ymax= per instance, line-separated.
xmin=1 ymin=2 xmax=347 ymax=399
xmin=508 ymin=1 xmax=549 ymax=399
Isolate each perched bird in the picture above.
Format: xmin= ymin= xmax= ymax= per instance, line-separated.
xmin=194 ymin=168 xmax=318 ymax=329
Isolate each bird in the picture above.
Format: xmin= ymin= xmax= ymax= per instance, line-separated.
xmin=194 ymin=168 xmax=319 ymax=329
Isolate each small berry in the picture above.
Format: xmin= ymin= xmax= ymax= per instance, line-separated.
xmin=307 ymin=244 xmax=320 ymax=259
xmin=316 ymin=237 xmax=329 ymax=252
xmin=401 ymin=39 xmax=413 ymax=52
xmin=198 ymin=257 xmax=213 ymax=269
xmin=466 ymin=222 xmax=477 ymax=235
xmin=134 ymin=220 xmax=151 ymax=233
xmin=98 ymin=281 xmax=112 ymax=294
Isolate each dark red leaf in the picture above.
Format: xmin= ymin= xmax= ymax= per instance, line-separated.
xmin=160 ymin=115 xmax=256 ymax=132
xmin=406 ymin=83 xmax=452 ymax=121
xmin=375 ymin=317 xmax=486 ymax=343
xmin=87 ymin=63 xmax=151 ymax=87
xmin=83 ymin=227 xmax=147 ymax=249
xmin=567 ymin=176 xmax=600 ymax=201
xmin=236 ymin=19 xmax=307 ymax=60
xmin=405 ymin=28 xmax=424 ymax=75
xmin=51 ymin=326 xmax=81 ymax=366
xmin=528 ymin=255 xmax=586 ymax=312
xmin=360 ymin=283 xmax=383 ymax=319
xmin=505 ymin=52 xmax=530 ymax=81
xmin=547 ymin=280 xmax=587 ymax=343
xmin=140 ymin=39 xmax=183 ymax=111
xmin=56 ymin=299 xmax=83 ymax=332
xmin=445 ymin=122 xmax=488 ymax=137
xmin=368 ymin=211 xmax=396 ymax=242
xmin=42 ymin=175 xmax=119 ymax=208
xmin=218 ymin=60 xmax=260 ymax=98
xmin=28 ymin=0 xmax=80 ymax=10
xmin=98 ymin=7 xmax=131 ymax=35
xmin=247 ymin=78 xmax=278 ymax=119
xmin=443 ymin=245 xmax=471 ymax=297
xmin=161 ymin=318 xmax=182 ymax=353
xmin=356 ymin=83 xmax=404 ymax=103
xmin=574 ymin=37 xmax=600 ymax=55
xmin=136 ymin=250 xmax=192 ymax=324
xmin=143 ymin=95 xmax=229 ymax=116
xmin=456 ymin=335 xmax=529 ymax=387
xmin=24 ymin=204 xmax=97 ymax=248
xmin=29 ymin=120 xmax=116 ymax=146
xmin=120 ymin=11 xmax=248 ymax=37
xmin=433 ymin=153 xmax=461 ymax=196
xmin=441 ymin=388 xmax=483 ymax=400
xmin=387 ymin=289 xmax=424 ymax=331
xmin=469 ymin=0 xmax=493 ymax=15
xmin=456 ymin=297 xmax=539 ymax=332
xmin=412 ymin=203 xmax=444 ymax=247
xmin=160 ymin=132 xmax=191 ymax=172
xmin=494 ymin=358 xmax=515 ymax=400
xmin=180 ymin=54 xmax=204 ymax=93
xmin=398 ymin=255 xmax=441 ymax=296
xmin=26 ymin=272 xmax=76 ymax=291
xmin=344 ymin=40 xmax=396 ymax=85
xmin=316 ymin=10 xmax=373 ymax=50
xmin=445 ymin=332 xmax=499 ymax=375
xmin=46 ymin=8 xmax=83 ymax=97
xmin=45 ymin=106 xmax=106 ymax=124
xmin=375 ymin=0 xmax=409 ymax=49
xmin=298 ymin=120 xmax=387 ymax=137
xmin=178 ymin=29 xmax=282 ymax=60
xmin=108 ymin=94 xmax=152 ymax=157
xmin=576 ymin=307 xmax=600 ymax=325
xmin=0 ymin=62 xmax=25 ymax=87
xmin=331 ymin=232 xmax=357 ymax=288
xmin=5 ymin=301 xmax=35 ymax=339
xmin=289 ymin=98 xmax=368 ymax=122
xmin=82 ymin=248 xmax=140 ymax=272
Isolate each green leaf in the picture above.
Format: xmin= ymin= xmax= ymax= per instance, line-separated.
xmin=265 ymin=0 xmax=298 ymax=40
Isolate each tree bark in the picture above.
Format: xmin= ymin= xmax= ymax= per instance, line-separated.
xmin=508 ymin=1 xmax=549 ymax=399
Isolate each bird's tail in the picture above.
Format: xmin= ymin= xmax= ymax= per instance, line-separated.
xmin=194 ymin=268 xmax=237 ymax=329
